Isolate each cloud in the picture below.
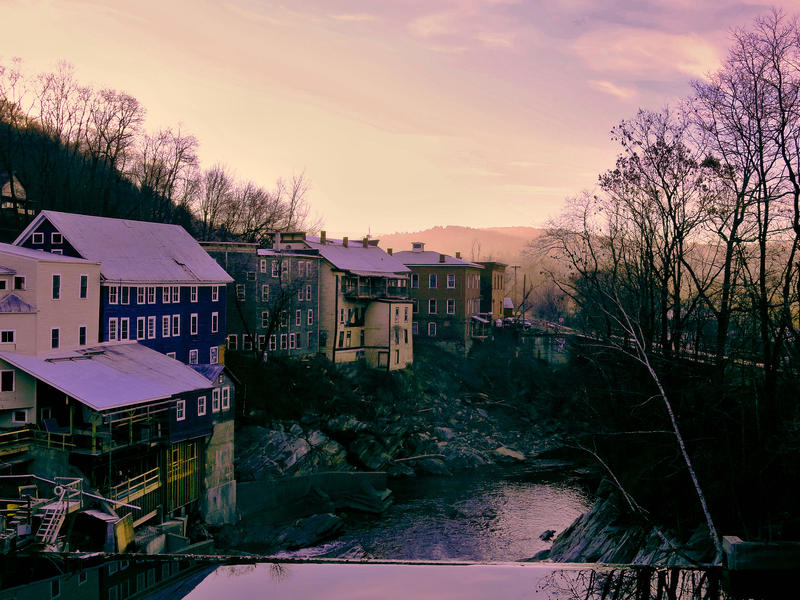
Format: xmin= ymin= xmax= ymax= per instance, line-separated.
xmin=409 ymin=12 xmax=457 ymax=38
xmin=588 ymin=79 xmax=637 ymax=100
xmin=501 ymin=184 xmax=573 ymax=196
xmin=475 ymin=31 xmax=514 ymax=48
xmin=223 ymin=3 xmax=283 ymax=26
xmin=329 ymin=13 xmax=378 ymax=23
xmin=571 ymin=28 xmax=722 ymax=80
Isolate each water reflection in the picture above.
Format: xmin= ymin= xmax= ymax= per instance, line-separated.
xmin=0 ymin=558 xmax=733 ymax=600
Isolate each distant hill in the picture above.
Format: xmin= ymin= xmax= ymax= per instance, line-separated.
xmin=376 ymin=226 xmax=544 ymax=264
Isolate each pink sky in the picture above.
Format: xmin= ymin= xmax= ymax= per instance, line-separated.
xmin=1 ymin=0 xmax=795 ymax=237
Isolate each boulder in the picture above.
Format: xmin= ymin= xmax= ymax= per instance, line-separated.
xmin=277 ymin=513 xmax=343 ymax=550
xmin=414 ymin=458 xmax=452 ymax=477
xmin=493 ymin=446 xmax=526 ymax=463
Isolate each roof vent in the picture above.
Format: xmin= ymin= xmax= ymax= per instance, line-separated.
xmin=387 ymin=248 xmax=393 ymax=255
xmin=343 ymin=236 xmax=348 ymax=248
xmin=320 ymin=231 xmax=326 ymax=244
xmin=455 ymin=251 xmax=461 ymax=259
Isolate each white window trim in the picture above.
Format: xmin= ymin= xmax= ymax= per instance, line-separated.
xmin=108 ymin=318 xmax=118 ymax=341
xmin=80 ymin=274 xmax=89 ymax=299
xmin=189 ymin=349 xmax=198 ymax=364
xmin=447 ymin=299 xmax=456 ymax=314
xmin=212 ymin=389 xmax=220 ymax=412
xmin=32 ymin=232 xmax=44 ymax=244
xmin=0 ymin=330 xmax=15 ymax=344
xmin=172 ymin=314 xmax=180 ymax=337
xmin=176 ymin=399 xmax=186 ymax=421
xmin=137 ymin=287 xmax=146 ymax=304
xmin=222 ymin=386 xmax=230 ymax=410
xmin=137 ymin=317 xmax=146 ymax=339
xmin=210 ymin=346 xmax=219 ymax=364
xmin=52 ymin=273 xmax=61 ymax=300
xmin=148 ymin=286 xmax=156 ymax=304
xmin=108 ymin=285 xmax=118 ymax=304
xmin=147 ymin=316 xmax=156 ymax=339
xmin=190 ymin=286 xmax=198 ymax=303
xmin=171 ymin=285 xmax=180 ymax=303
xmin=120 ymin=317 xmax=130 ymax=341
xmin=51 ymin=232 xmax=62 ymax=244
xmin=198 ymin=395 xmax=207 ymax=416
xmin=79 ymin=324 xmax=87 ymax=346
xmin=1 ymin=370 xmax=15 ymax=392
xmin=190 ymin=313 xmax=198 ymax=335
xmin=51 ymin=327 xmax=60 ymax=349
xmin=211 ymin=311 xmax=219 ymax=333
xmin=307 ymin=309 xmax=313 ymax=325
xmin=212 ymin=286 xmax=219 ymax=302
xmin=447 ymin=273 xmax=456 ymax=288
xmin=163 ymin=286 xmax=171 ymax=304
xmin=162 ymin=315 xmax=171 ymax=338
xmin=11 ymin=408 xmax=26 ymax=423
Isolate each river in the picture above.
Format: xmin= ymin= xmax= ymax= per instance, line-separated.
xmin=279 ymin=464 xmax=592 ymax=561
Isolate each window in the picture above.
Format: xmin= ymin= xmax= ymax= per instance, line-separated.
xmin=411 ymin=273 xmax=419 ymax=288
xmin=339 ymin=308 xmax=345 ymax=323
xmin=172 ymin=315 xmax=180 ymax=336
xmin=295 ymin=310 xmax=301 ymax=326
xmin=243 ymin=334 xmax=252 ymax=350
xmin=163 ymin=286 xmax=171 ymax=303
xmin=429 ymin=273 xmax=437 ymax=288
xmin=51 ymin=328 xmax=60 ymax=349
xmin=211 ymin=312 xmax=219 ymax=333
xmin=0 ymin=280 xmax=5 ymax=290
xmin=190 ymin=313 xmax=198 ymax=335
xmin=80 ymin=275 xmax=88 ymax=299
xmin=261 ymin=311 xmax=269 ymax=328
xmin=246 ymin=271 xmax=256 ymax=282
xmin=395 ymin=329 xmax=400 ymax=344
xmin=236 ymin=284 xmax=245 ymax=301
xmin=280 ymin=311 xmax=288 ymax=328
xmin=1 ymin=370 xmax=14 ymax=392
xmin=32 ymin=232 xmax=44 ymax=244
xmin=271 ymin=262 xmax=279 ymax=277
xmin=260 ymin=258 xmax=267 ymax=273
xmin=227 ymin=334 xmax=237 ymax=350
xmin=12 ymin=409 xmax=26 ymax=423
xmin=267 ymin=334 xmax=276 ymax=351
xmin=307 ymin=309 xmax=313 ymax=325
xmin=412 ymin=321 xmax=418 ymax=334
xmin=212 ymin=389 xmax=220 ymax=412
xmin=413 ymin=299 xmax=418 ymax=314
xmin=51 ymin=249 xmax=62 ymax=255
xmin=166 ymin=352 xmax=176 ymax=359
xmin=171 ymin=286 xmax=180 ymax=302
xmin=346 ymin=330 xmax=352 ymax=347
xmin=108 ymin=285 xmax=118 ymax=304
xmin=190 ymin=286 xmax=198 ymax=302
xmin=147 ymin=316 xmax=156 ymax=339
xmin=189 ymin=349 xmax=198 ymax=364
xmin=210 ymin=346 xmax=219 ymax=364
xmin=137 ymin=317 xmax=146 ymax=339
xmin=13 ymin=276 xmax=25 ymax=290
xmin=447 ymin=299 xmax=456 ymax=314
xmin=212 ymin=286 xmax=219 ymax=302
xmin=51 ymin=232 xmax=62 ymax=244
xmin=428 ymin=299 xmax=437 ymax=314
xmin=79 ymin=325 xmax=87 ymax=346
xmin=446 ymin=273 xmax=455 ymax=288
xmin=121 ymin=286 xmax=130 ymax=305
xmin=198 ymin=396 xmax=207 ymax=416
xmin=289 ymin=333 xmax=296 ymax=349
xmin=307 ymin=331 xmax=313 ymax=348
xmin=280 ymin=334 xmax=288 ymax=349
xmin=108 ymin=318 xmax=118 ymax=341
xmin=222 ymin=386 xmax=230 ymax=410
xmin=162 ymin=315 xmax=171 ymax=338
xmin=1 ymin=330 xmax=14 ymax=344
xmin=261 ymin=285 xmax=270 ymax=302
xmin=305 ymin=284 xmax=312 ymax=300
xmin=137 ymin=287 xmax=146 ymax=304
xmin=120 ymin=318 xmax=129 ymax=340
xmin=176 ymin=399 xmax=186 ymax=421
xmin=428 ymin=322 xmax=437 ymax=337
xmin=52 ymin=274 xmax=61 ymax=299
xmin=298 ymin=287 xmax=303 ymax=301
xmin=405 ymin=329 xmax=408 ymax=343
xmin=148 ymin=286 xmax=156 ymax=303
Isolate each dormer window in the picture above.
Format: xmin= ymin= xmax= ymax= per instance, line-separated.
xmin=51 ymin=232 xmax=62 ymax=244
xmin=32 ymin=232 xmax=44 ymax=244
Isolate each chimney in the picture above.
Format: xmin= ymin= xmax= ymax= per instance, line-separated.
xmin=362 ymin=237 xmax=369 ymax=247
xmin=343 ymin=236 xmax=349 ymax=248
xmin=387 ymin=248 xmax=393 ymax=255
xmin=412 ymin=242 xmax=425 ymax=253
xmin=455 ymin=251 xmax=461 ymax=259
xmin=320 ymin=230 xmax=326 ymax=244
xmin=439 ymin=254 xmax=446 ymax=263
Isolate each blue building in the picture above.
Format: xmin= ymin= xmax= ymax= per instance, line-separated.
xmin=14 ymin=211 xmax=233 ymax=366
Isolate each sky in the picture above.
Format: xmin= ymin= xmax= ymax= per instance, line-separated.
xmin=0 ymin=0 xmax=796 ymax=238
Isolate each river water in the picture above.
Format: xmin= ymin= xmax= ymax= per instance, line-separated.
xmin=280 ymin=464 xmax=592 ymax=561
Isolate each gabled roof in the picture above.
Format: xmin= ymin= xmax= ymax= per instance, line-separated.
xmin=304 ymin=236 xmax=409 ymax=277
xmin=0 ymin=342 xmax=212 ymax=411
xmin=0 ymin=293 xmax=35 ymax=313
xmin=393 ymin=250 xmax=483 ymax=268
xmin=14 ymin=211 xmax=233 ymax=284
xmin=0 ymin=241 xmax=97 ymax=264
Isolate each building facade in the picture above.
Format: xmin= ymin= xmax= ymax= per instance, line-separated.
xmin=201 ymin=240 xmax=321 ymax=359
xmin=394 ymin=243 xmax=484 ymax=350
xmin=14 ymin=211 xmax=232 ymax=366
xmin=290 ymin=232 xmax=413 ymax=371
xmin=477 ymin=261 xmax=507 ymax=321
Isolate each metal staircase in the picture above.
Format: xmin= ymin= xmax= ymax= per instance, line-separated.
xmin=35 ymin=478 xmax=82 ymax=547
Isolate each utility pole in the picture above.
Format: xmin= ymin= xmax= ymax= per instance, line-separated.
xmin=511 ymin=265 xmax=520 ymax=309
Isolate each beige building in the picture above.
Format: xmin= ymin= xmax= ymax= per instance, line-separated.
xmin=0 ymin=243 xmax=101 ymax=427
xmin=276 ymin=232 xmax=413 ymax=370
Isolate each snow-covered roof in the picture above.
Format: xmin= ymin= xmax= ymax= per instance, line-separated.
xmin=392 ymin=250 xmax=483 ymax=268
xmin=0 ymin=293 xmax=35 ymax=313
xmin=304 ymin=236 xmax=409 ymax=276
xmin=0 ymin=241 xmax=97 ymax=264
xmin=14 ymin=211 xmax=232 ymax=284
xmin=190 ymin=363 xmax=225 ymax=382
xmin=0 ymin=342 xmax=212 ymax=411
